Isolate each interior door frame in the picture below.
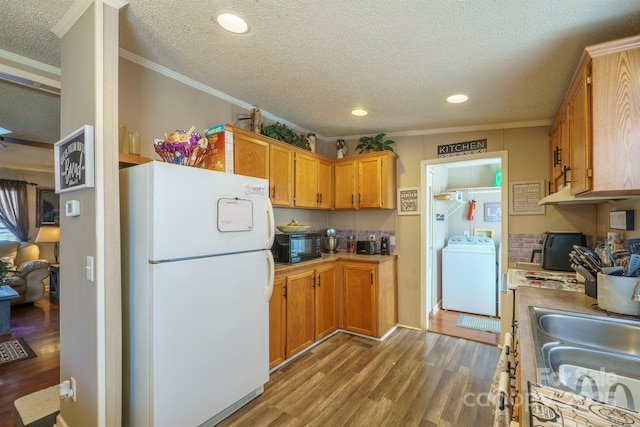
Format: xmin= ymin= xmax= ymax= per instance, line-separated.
xmin=420 ymin=150 xmax=509 ymax=330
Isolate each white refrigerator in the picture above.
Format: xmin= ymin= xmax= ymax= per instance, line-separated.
xmin=120 ymin=161 xmax=275 ymax=427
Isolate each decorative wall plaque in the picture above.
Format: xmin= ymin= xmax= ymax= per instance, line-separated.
xmin=54 ymin=125 xmax=95 ymax=193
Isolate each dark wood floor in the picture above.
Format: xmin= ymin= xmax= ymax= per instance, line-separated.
xmin=428 ymin=309 xmax=500 ymax=346
xmin=0 ymin=292 xmax=60 ymax=427
xmin=0 ymin=295 xmax=500 ymax=427
xmin=219 ymin=329 xmax=500 ymax=426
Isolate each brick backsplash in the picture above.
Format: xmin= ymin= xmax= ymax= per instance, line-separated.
xmin=508 ymin=233 xmax=543 ymax=264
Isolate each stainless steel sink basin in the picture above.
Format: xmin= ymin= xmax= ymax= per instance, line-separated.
xmin=534 ymin=307 xmax=640 ymax=356
xmin=529 ymin=306 xmax=640 ymax=410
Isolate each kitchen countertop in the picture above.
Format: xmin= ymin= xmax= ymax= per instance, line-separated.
xmin=513 ymin=272 xmax=640 ymax=426
xmin=274 ymin=252 xmax=398 ymax=275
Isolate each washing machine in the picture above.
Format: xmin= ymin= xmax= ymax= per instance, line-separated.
xmin=442 ymin=235 xmax=497 ymax=316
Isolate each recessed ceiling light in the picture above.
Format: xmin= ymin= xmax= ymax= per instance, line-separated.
xmin=447 ymin=94 xmax=469 ymax=104
xmin=216 ymin=13 xmax=249 ymax=34
xmin=351 ymin=109 xmax=368 ymax=117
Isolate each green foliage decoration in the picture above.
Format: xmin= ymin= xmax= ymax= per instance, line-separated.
xmin=356 ymin=133 xmax=395 ymax=154
xmin=261 ymin=122 xmax=310 ymax=151
xmin=0 ymin=259 xmax=9 ymax=282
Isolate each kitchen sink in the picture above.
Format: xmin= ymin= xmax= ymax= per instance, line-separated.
xmin=534 ymin=307 xmax=640 ymax=356
xmin=530 ymin=306 xmax=640 ymax=410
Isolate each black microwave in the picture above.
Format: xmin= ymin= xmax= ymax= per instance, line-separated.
xmin=271 ymin=233 xmax=322 ymax=264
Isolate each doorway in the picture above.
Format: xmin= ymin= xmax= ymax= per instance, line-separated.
xmin=420 ymin=151 xmax=508 ymax=331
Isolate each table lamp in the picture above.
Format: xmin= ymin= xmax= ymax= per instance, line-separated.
xmin=35 ymin=226 xmax=60 ymax=263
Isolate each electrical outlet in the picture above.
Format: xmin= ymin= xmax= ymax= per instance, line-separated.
xmin=71 ymin=376 xmax=77 ymax=402
xmin=369 ymin=234 xmax=376 ymax=241
xmin=463 ymin=231 xmax=470 ymax=236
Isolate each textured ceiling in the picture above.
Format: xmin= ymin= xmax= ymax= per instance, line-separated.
xmin=2 ymin=0 xmax=640 ymax=170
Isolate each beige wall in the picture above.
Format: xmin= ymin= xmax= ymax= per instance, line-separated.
xmin=388 ymin=126 xmax=600 ymax=328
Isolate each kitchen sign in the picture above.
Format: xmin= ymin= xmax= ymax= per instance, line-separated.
xmin=437 ymin=138 xmax=487 ymax=158
xmin=54 ymin=125 xmax=95 ymax=193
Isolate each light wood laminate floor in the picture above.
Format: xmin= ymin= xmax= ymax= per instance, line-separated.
xmin=428 ymin=310 xmax=500 ymax=347
xmin=219 ymin=328 xmax=499 ymax=426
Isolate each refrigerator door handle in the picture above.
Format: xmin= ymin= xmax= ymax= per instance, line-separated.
xmin=265 ymin=250 xmax=275 ymax=302
xmin=265 ymin=200 xmax=275 ymax=249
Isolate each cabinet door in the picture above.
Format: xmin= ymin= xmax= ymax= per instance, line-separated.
xmin=358 ymin=156 xmax=382 ymax=208
xmin=286 ymin=270 xmax=315 ymax=358
xmin=590 ymin=47 xmax=640 ymax=193
xmin=315 ymin=264 xmax=337 ymax=340
xmin=342 ymin=263 xmax=377 ymax=337
xmin=269 ymin=144 xmax=293 ymax=206
xmin=569 ymin=62 xmax=592 ymax=195
xmin=269 ymin=277 xmax=286 ymax=368
xmin=233 ymin=130 xmax=270 ymax=179
xmin=317 ymin=158 xmax=334 ymax=209
xmin=334 ymin=160 xmax=357 ymax=209
xmin=294 ymin=152 xmax=319 ymax=208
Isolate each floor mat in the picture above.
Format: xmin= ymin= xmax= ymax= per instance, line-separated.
xmin=455 ymin=314 xmax=500 ymax=334
xmin=0 ymin=337 xmax=37 ymax=367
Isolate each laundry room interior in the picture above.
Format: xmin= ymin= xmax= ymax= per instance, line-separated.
xmin=426 ymin=154 xmax=504 ymax=341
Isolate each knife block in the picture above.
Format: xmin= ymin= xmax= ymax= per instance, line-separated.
xmin=585 ymin=279 xmax=597 ymax=299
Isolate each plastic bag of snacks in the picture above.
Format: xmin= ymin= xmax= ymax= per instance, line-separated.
xmin=154 ymin=126 xmax=210 ymax=167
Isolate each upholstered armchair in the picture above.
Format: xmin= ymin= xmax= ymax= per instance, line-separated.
xmin=0 ymin=241 xmax=51 ymax=305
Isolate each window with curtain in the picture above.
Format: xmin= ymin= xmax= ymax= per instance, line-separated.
xmin=0 ymin=223 xmax=17 ymax=241
xmin=0 ymin=179 xmax=29 ymax=241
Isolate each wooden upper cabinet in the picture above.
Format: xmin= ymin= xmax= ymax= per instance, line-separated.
xmin=317 ymin=158 xmax=333 ymax=209
xmin=548 ymin=108 xmax=570 ymax=194
xmin=232 ymin=127 xmax=270 ymax=179
xmin=334 ymin=159 xmax=357 ymax=209
xmin=335 ymin=151 xmax=398 ymax=209
xmin=269 ymin=144 xmax=293 ymax=206
xmin=552 ymin=34 xmax=640 ymax=197
xmin=588 ymin=38 xmax=640 ymax=195
xmin=358 ymin=156 xmax=383 ymax=208
xmin=568 ymin=62 xmax=591 ymax=195
xmin=228 ymin=124 xmax=399 ymax=209
xmin=294 ymin=152 xmax=319 ymax=208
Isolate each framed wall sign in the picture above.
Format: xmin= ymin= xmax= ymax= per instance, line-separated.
xmin=484 ymin=202 xmax=501 ymax=222
xmin=54 ymin=125 xmax=95 ymax=193
xmin=36 ymin=188 xmax=60 ymax=227
xmin=610 ymin=210 xmax=635 ymax=230
xmin=398 ymin=187 xmax=420 ymax=216
xmin=509 ymin=180 xmax=545 ymax=215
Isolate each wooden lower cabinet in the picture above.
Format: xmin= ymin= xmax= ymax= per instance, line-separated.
xmin=341 ymin=257 xmax=397 ymax=338
xmin=285 ymin=270 xmax=316 ymax=358
xmin=269 ymin=277 xmax=286 ymax=368
xmin=270 ymin=262 xmax=338 ymax=367
xmin=314 ymin=264 xmax=337 ymax=340
xmin=269 ymin=256 xmax=397 ymax=368
xmin=342 ymin=263 xmax=376 ymax=336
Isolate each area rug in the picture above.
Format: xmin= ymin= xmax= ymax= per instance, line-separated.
xmin=456 ymin=314 xmax=500 ymax=334
xmin=0 ymin=337 xmax=37 ymax=367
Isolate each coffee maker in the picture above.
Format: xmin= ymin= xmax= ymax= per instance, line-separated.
xmin=380 ymin=237 xmax=389 ymax=255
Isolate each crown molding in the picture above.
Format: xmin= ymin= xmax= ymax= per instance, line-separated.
xmin=118 ymin=48 xmax=322 ymax=139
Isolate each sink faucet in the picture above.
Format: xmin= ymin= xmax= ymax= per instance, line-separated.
xmin=632 ymin=281 xmax=640 ymax=302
